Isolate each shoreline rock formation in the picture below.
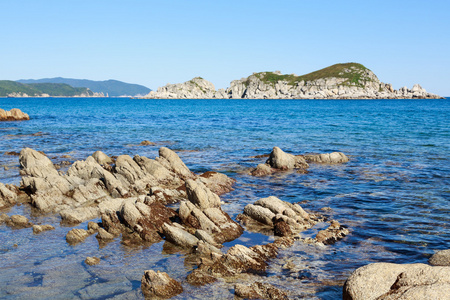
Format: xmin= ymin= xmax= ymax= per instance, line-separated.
xmin=0 ymin=108 xmax=30 ymax=121
xmin=142 ymin=63 xmax=444 ymax=99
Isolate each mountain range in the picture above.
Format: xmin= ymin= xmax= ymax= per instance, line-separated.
xmin=17 ymin=78 xmax=151 ymax=97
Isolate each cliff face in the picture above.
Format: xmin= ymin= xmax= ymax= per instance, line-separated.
xmin=142 ymin=63 xmax=443 ymax=99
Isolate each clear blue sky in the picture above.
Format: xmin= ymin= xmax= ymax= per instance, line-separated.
xmin=1 ymin=0 xmax=449 ymax=95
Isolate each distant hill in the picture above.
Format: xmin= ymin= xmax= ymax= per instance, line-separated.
xmin=0 ymin=80 xmax=93 ymax=97
xmin=17 ymin=78 xmax=151 ymax=97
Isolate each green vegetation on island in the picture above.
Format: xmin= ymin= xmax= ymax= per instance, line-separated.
xmin=0 ymin=80 xmax=93 ymax=97
xmin=252 ymin=63 xmax=371 ymax=87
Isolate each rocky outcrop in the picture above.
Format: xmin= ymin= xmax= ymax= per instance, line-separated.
xmin=32 ymin=224 xmax=55 ymax=234
xmin=250 ymin=147 xmax=349 ymax=176
xmin=237 ymin=196 xmax=348 ymax=244
xmin=343 ymin=263 xmax=450 ymax=300
xmin=0 ymin=108 xmax=30 ymax=121
xmin=17 ymin=147 xmax=235 ymax=225
xmin=0 ymin=183 xmax=18 ymax=209
xmin=144 ymin=77 xmax=217 ymax=99
xmin=142 ymin=63 xmax=444 ymax=99
xmin=141 ymin=270 xmax=183 ymax=299
xmin=235 ymin=282 xmax=288 ymax=300
xmin=429 ymin=249 xmax=450 ymax=266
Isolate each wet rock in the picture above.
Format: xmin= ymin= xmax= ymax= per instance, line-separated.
xmin=274 ymin=220 xmax=292 ymax=237
xmin=304 ymin=152 xmax=349 ymax=164
xmin=9 ymin=214 xmax=32 ymax=228
xmin=189 ymin=237 xmax=294 ymax=285
xmin=0 ymin=213 xmax=10 ymax=224
xmin=315 ymin=220 xmax=348 ymax=244
xmin=162 ymin=223 xmax=199 ymax=248
xmin=33 ymin=224 xmax=55 ymax=234
xmin=141 ymin=270 xmax=183 ymax=299
xmin=179 ymin=179 xmax=243 ymax=245
xmin=343 ymin=263 xmax=450 ymax=300
xmin=0 ymin=182 xmax=18 ymax=209
xmin=0 ymin=108 xmax=30 ymax=121
xmin=266 ymin=147 xmax=309 ymax=170
xmin=85 ymin=257 xmax=101 ymax=266
xmin=237 ymin=196 xmax=316 ymax=235
xmin=96 ymin=228 xmax=115 ymax=240
xmin=429 ymin=249 xmax=450 ymax=266
xmin=250 ymin=163 xmax=273 ymax=176
xmin=66 ymin=228 xmax=90 ymax=244
xmin=139 ymin=140 xmax=156 ymax=146
xmin=92 ymin=150 xmax=113 ymax=165
xmin=235 ymin=282 xmax=288 ymax=299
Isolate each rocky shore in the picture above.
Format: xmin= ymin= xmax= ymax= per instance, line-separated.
xmin=0 ymin=108 xmax=30 ymax=121
xmin=1 ymin=145 xmax=448 ymax=299
xmin=142 ymin=63 xmax=444 ymax=100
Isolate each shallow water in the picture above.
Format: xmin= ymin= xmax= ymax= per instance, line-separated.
xmin=0 ymin=98 xmax=449 ymax=299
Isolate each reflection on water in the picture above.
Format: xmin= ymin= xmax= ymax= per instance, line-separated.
xmin=0 ymin=98 xmax=449 ymax=299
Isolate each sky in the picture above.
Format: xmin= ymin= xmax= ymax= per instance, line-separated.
xmin=1 ymin=0 xmax=449 ymax=95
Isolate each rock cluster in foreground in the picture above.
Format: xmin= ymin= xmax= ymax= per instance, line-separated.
xmin=343 ymin=262 xmax=450 ymax=300
xmin=0 ymin=108 xmax=30 ymax=121
xmin=142 ymin=63 xmax=443 ymax=99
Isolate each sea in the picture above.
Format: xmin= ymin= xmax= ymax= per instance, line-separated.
xmin=0 ymin=97 xmax=449 ymax=299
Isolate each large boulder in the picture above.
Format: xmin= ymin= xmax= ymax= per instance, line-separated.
xmin=343 ymin=262 xmax=450 ymax=300
xmin=141 ymin=270 xmax=183 ymax=299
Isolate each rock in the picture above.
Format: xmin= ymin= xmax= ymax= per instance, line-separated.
xmin=0 ymin=108 xmax=30 ymax=121
xmin=141 ymin=270 xmax=183 ymax=299
xmin=139 ymin=140 xmax=155 ymax=146
xmin=315 ymin=221 xmax=349 ymax=244
xmin=198 ymin=171 xmax=235 ymax=195
xmin=60 ymin=206 xmax=100 ymax=224
xmin=235 ymin=282 xmax=288 ymax=299
xmin=66 ymin=228 xmax=90 ymax=244
xmin=9 ymin=215 xmax=32 ymax=228
xmin=185 ymin=179 xmax=220 ymax=210
xmin=0 ymin=213 xmax=10 ymax=224
xmin=0 ymin=182 xmax=18 ymax=209
xmin=274 ymin=220 xmax=292 ymax=237
xmin=19 ymin=148 xmax=58 ymax=178
xmin=156 ymin=147 xmax=195 ymax=180
xmin=96 ymin=228 xmax=115 ymax=240
xmin=429 ymin=249 xmax=450 ymax=266
xmin=85 ymin=257 xmax=101 ymax=266
xmin=266 ymin=147 xmax=308 ymax=170
xmin=343 ymin=262 xmax=450 ymax=300
xmin=304 ymin=152 xmax=349 ymax=164
xmin=162 ymin=223 xmax=199 ymax=248
xmin=92 ymin=151 xmax=113 ymax=165
xmin=33 ymin=224 xmax=55 ymax=234
xmin=250 ymin=163 xmax=273 ymax=176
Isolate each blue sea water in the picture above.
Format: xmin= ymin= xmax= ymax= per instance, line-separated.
xmin=0 ymin=98 xmax=449 ymax=299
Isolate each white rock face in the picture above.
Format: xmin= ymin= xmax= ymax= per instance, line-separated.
xmin=142 ymin=65 xmax=443 ymax=99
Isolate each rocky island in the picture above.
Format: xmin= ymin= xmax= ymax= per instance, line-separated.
xmin=0 ymin=108 xmax=30 ymax=121
xmin=142 ymin=63 xmax=443 ymax=99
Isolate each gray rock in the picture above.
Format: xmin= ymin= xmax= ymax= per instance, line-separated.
xmin=9 ymin=215 xmax=32 ymax=228
xmin=157 ymin=147 xmax=195 ymax=180
xmin=235 ymin=282 xmax=288 ymax=299
xmin=429 ymin=249 xmax=450 ymax=266
xmin=185 ymin=179 xmax=221 ymax=210
xmin=0 ymin=183 xmax=17 ymax=209
xmin=96 ymin=228 xmax=115 ymax=240
xmin=304 ymin=152 xmax=349 ymax=164
xmin=141 ymin=270 xmax=183 ymax=299
xmin=92 ymin=150 xmax=113 ymax=165
xmin=343 ymin=262 xmax=450 ymax=300
xmin=266 ymin=147 xmax=309 ymax=170
xmin=162 ymin=223 xmax=199 ymax=248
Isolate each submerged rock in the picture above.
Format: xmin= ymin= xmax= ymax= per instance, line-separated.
xmin=304 ymin=152 xmax=349 ymax=164
xmin=0 ymin=108 xmax=30 ymax=121
xmin=141 ymin=270 xmax=183 ymax=299
xmin=343 ymin=263 xmax=450 ymax=300
xmin=235 ymin=282 xmax=288 ymax=300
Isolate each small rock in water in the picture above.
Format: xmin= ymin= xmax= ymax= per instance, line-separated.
xmin=85 ymin=257 xmax=101 ymax=266
xmin=32 ymin=224 xmax=55 ymax=234
xmin=9 ymin=214 xmax=32 ymax=228
xmin=234 ymin=282 xmax=288 ymax=299
xmin=141 ymin=270 xmax=183 ymax=299
xmin=140 ymin=140 xmax=156 ymax=146
xmin=66 ymin=228 xmax=90 ymax=244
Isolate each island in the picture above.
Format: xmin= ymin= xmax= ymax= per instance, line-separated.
xmin=0 ymin=81 xmax=103 ymax=97
xmin=141 ymin=63 xmax=443 ymax=99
